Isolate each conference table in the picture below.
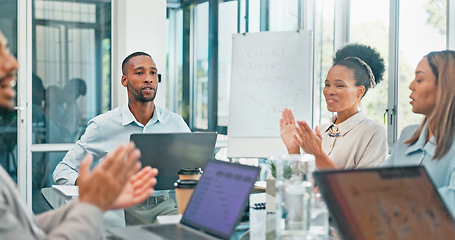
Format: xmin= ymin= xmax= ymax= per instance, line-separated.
xmin=41 ymin=187 xmax=128 ymax=229
xmin=41 ymin=187 xmax=279 ymax=239
xmin=42 ymin=187 xmax=336 ymax=240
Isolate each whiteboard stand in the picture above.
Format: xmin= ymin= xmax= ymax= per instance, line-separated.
xmin=227 ymin=30 xmax=314 ymax=158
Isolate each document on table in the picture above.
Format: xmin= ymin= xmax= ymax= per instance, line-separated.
xmin=156 ymin=214 xmax=182 ymax=224
xmin=52 ymin=185 xmax=79 ymax=198
xmin=254 ymin=181 xmax=266 ymax=190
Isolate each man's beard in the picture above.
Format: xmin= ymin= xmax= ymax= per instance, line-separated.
xmin=0 ymin=104 xmax=15 ymax=114
xmin=128 ymin=82 xmax=157 ymax=102
xmin=0 ymin=74 xmax=16 ymax=113
xmin=0 ymin=91 xmax=16 ymax=113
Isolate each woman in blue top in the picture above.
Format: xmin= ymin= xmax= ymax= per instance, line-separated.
xmin=384 ymin=50 xmax=455 ymax=217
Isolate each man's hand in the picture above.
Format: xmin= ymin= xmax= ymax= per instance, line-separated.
xmin=77 ymin=142 xmax=144 ymax=212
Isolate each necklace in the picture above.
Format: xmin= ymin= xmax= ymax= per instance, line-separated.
xmin=328 ymin=125 xmax=340 ymax=137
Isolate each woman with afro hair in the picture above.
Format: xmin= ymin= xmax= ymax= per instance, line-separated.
xmin=280 ymin=43 xmax=387 ymax=169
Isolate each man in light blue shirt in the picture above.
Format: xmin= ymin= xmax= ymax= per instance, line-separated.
xmin=53 ymin=52 xmax=190 ymax=186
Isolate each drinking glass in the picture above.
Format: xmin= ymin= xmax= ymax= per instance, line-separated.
xmin=272 ymin=154 xmax=315 ymax=239
xmin=309 ymin=191 xmax=329 ymax=239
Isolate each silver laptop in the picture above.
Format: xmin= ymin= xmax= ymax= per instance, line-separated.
xmin=108 ymin=160 xmax=260 ymax=240
xmin=130 ymin=132 xmax=217 ymax=190
xmin=314 ymin=166 xmax=455 ymax=240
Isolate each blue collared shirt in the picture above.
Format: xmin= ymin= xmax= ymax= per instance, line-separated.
xmin=53 ymin=104 xmax=190 ymax=185
xmin=384 ymin=124 xmax=455 ymax=217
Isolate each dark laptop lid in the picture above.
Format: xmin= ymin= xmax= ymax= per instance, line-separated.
xmin=130 ymin=132 xmax=217 ymax=190
xmin=314 ymin=166 xmax=455 ymax=240
xmin=180 ymin=160 xmax=260 ymax=239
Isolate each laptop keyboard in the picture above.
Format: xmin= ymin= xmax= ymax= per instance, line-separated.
xmin=143 ymin=224 xmax=210 ymax=240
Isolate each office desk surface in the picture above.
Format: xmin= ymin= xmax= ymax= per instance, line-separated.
xmin=42 ymin=188 xmax=292 ymax=240
xmin=41 ymin=187 xmax=180 ymax=226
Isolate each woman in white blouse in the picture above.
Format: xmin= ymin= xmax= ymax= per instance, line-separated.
xmin=280 ymin=44 xmax=388 ymax=169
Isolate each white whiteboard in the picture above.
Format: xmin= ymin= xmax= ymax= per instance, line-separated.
xmin=227 ymin=30 xmax=313 ymax=158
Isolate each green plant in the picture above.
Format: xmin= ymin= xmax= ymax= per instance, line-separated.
xmin=269 ymin=161 xmax=293 ymax=179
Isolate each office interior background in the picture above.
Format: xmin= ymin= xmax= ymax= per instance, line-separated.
xmin=0 ymin=0 xmax=454 ymax=213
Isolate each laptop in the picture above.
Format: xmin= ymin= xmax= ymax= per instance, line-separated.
xmin=130 ymin=132 xmax=217 ymax=189
xmin=108 ymin=160 xmax=260 ymax=240
xmin=314 ymin=166 xmax=455 ymax=240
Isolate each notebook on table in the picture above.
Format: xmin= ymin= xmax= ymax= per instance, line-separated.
xmin=130 ymin=132 xmax=217 ymax=190
xmin=314 ymin=166 xmax=455 ymax=240
xmin=108 ymin=160 xmax=260 ymax=240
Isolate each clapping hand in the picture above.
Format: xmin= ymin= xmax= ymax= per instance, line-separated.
xmin=294 ymin=120 xmax=323 ymax=157
xmin=280 ymin=108 xmax=300 ymax=154
xmin=77 ymin=142 xmax=158 ymax=212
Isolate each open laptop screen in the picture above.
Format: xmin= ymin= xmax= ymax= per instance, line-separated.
xmin=314 ymin=166 xmax=455 ymax=240
xmin=181 ymin=160 xmax=260 ymax=239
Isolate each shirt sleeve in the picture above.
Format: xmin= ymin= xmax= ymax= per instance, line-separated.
xmin=177 ymin=115 xmax=191 ymax=132
xmin=0 ymin=201 xmax=42 ymax=239
xmin=53 ymin=121 xmax=105 ymax=185
xmin=383 ymin=125 xmax=418 ymax=167
xmin=438 ymin=169 xmax=455 ymax=218
xmin=356 ymin=125 xmax=388 ymax=168
xmin=35 ymin=200 xmax=104 ymax=240
xmin=382 ymin=142 xmax=399 ymax=167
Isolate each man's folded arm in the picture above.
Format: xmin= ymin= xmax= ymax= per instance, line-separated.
xmin=53 ymin=122 xmax=105 ymax=185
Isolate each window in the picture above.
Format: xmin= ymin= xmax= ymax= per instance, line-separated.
xmin=350 ymin=0 xmax=390 ymax=129
xmin=314 ymin=0 xmax=335 ymax=126
xmin=237 ymin=0 xmax=260 ymax=33
xmin=166 ymin=0 xmax=452 ymax=145
xmin=248 ymin=0 xmax=261 ymax=32
xmin=397 ymin=0 xmax=446 ymax=134
xmin=217 ymin=1 xmax=238 ymax=127
xmin=166 ymin=9 xmax=184 ymax=116
xmin=269 ymin=0 xmax=299 ymax=31
xmin=193 ymin=2 xmax=209 ymax=129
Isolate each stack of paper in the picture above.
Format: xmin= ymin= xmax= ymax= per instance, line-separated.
xmin=254 ymin=180 xmax=266 ymax=190
xmin=52 ymin=185 xmax=79 ymax=198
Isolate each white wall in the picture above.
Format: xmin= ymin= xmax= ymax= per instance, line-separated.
xmin=112 ymin=0 xmax=167 ymax=108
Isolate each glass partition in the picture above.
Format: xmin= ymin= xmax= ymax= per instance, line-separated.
xmin=32 ymin=0 xmax=111 ymax=144
xmin=32 ymin=151 xmax=66 ymax=213
xmin=31 ymin=0 xmax=111 ymax=213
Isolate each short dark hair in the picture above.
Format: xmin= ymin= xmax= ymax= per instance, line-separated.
xmin=121 ymin=51 xmax=152 ymax=75
xmin=65 ymin=78 xmax=87 ymax=96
